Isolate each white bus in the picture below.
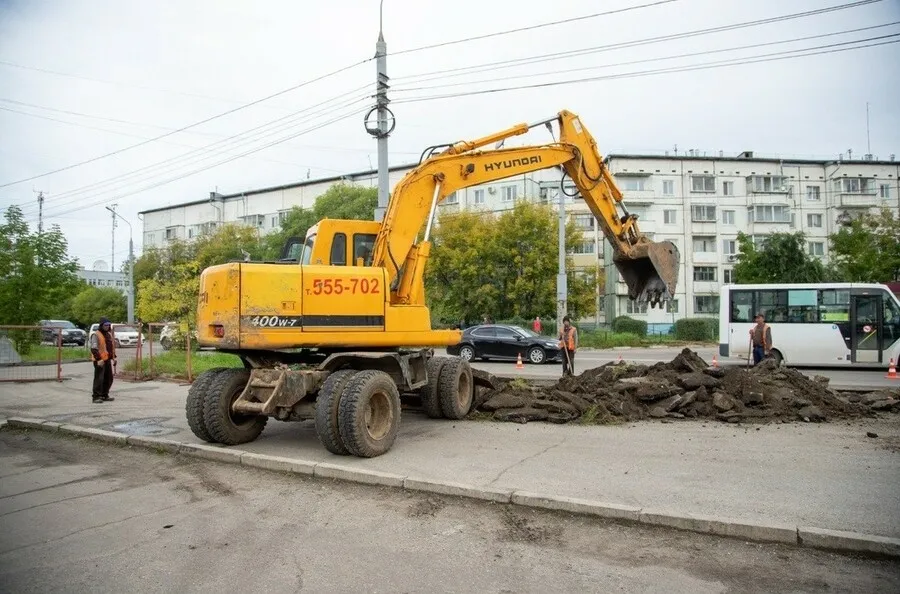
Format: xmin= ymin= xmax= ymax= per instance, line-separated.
xmin=718 ymin=283 xmax=900 ymax=368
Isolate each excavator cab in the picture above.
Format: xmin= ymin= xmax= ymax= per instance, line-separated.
xmin=288 ymin=219 xmax=381 ymax=267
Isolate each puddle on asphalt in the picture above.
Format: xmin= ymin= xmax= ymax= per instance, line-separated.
xmin=109 ymin=417 xmax=180 ymax=437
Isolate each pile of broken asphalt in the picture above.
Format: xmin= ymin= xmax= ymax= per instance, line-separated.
xmin=472 ymin=348 xmax=900 ymax=425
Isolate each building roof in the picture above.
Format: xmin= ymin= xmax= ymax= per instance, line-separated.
xmin=605 ymin=152 xmax=899 ymax=167
xmin=137 ymin=162 xmax=419 ymax=215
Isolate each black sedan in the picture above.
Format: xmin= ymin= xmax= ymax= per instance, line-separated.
xmin=447 ymin=324 xmax=562 ymax=364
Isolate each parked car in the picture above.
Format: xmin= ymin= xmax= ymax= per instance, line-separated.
xmin=446 ymin=324 xmax=562 ymax=364
xmin=89 ymin=323 xmax=146 ymax=348
xmin=159 ymin=323 xmax=197 ymax=350
xmin=40 ymin=320 xmax=86 ymax=346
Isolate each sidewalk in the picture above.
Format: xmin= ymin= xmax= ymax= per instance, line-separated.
xmin=3 ymin=367 xmax=899 ymax=544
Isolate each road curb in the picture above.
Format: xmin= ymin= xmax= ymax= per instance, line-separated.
xmin=3 ymin=417 xmax=898 ymax=558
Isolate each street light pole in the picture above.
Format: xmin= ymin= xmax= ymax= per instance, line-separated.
xmin=372 ymin=0 xmax=393 ymax=222
xmin=106 ymin=206 xmax=134 ymax=324
xmin=556 ymin=184 xmax=567 ymax=331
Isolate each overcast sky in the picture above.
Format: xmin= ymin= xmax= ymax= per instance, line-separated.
xmin=1 ymin=0 xmax=898 ymax=268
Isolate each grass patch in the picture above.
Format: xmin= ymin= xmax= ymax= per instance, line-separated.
xmin=125 ymin=351 xmax=243 ymax=379
xmin=507 ymin=378 xmax=531 ymax=390
xmin=20 ymin=345 xmax=90 ymax=362
xmin=578 ymin=330 xmax=713 ymax=349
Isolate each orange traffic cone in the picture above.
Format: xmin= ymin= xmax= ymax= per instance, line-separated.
xmin=516 ymin=353 xmax=524 ymax=370
xmin=712 ymin=354 xmax=719 ymax=368
xmin=617 ymin=354 xmax=623 ymax=364
xmin=887 ymin=358 xmax=898 ymax=380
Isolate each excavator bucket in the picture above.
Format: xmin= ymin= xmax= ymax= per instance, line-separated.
xmin=613 ymin=240 xmax=680 ymax=308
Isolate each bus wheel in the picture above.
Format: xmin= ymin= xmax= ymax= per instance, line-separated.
xmin=770 ymin=350 xmax=783 ymax=366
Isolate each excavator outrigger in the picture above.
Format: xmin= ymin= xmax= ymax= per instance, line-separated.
xmin=186 ymin=109 xmax=680 ymax=457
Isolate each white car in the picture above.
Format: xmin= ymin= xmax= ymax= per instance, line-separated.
xmin=89 ymin=323 xmax=146 ymax=348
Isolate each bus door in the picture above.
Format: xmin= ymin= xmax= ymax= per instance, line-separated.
xmin=850 ymin=293 xmax=883 ymax=364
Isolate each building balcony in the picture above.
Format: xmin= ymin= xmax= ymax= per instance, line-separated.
xmin=621 ymin=190 xmax=655 ymax=205
xmin=691 ymin=252 xmax=719 ymax=264
xmin=835 ymin=193 xmax=881 ymax=208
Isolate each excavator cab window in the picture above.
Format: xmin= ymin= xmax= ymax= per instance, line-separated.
xmin=330 ymin=233 xmax=347 ymax=266
xmin=353 ymin=233 xmax=376 ymax=266
xmin=300 ymin=234 xmax=316 ymax=265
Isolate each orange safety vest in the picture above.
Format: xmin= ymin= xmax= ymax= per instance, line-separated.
xmin=91 ymin=331 xmax=114 ymax=362
xmin=559 ymin=327 xmax=576 ymax=351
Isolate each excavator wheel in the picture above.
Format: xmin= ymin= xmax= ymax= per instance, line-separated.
xmin=419 ymin=356 xmax=449 ymax=418
xmin=438 ymin=357 xmax=474 ymax=420
xmin=202 ymin=368 xmax=267 ymax=445
xmin=185 ymin=367 xmax=229 ymax=443
xmin=338 ymin=370 xmax=402 ymax=458
xmin=314 ymin=368 xmax=359 ymax=455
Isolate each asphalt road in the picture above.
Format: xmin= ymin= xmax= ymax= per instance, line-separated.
xmin=440 ymin=346 xmax=900 ymax=390
xmin=2 ymin=429 xmax=897 ymax=594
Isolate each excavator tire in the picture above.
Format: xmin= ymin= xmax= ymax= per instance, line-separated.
xmin=186 ymin=367 xmax=229 ymax=442
xmin=419 ymin=356 xmax=449 ymax=418
xmin=314 ymin=368 xmax=359 ymax=455
xmin=438 ymin=357 xmax=474 ymax=420
xmin=202 ymin=368 xmax=267 ymax=445
xmin=338 ymin=370 xmax=401 ymax=458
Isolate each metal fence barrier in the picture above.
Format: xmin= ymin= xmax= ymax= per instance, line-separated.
xmin=0 ymin=325 xmax=68 ymax=382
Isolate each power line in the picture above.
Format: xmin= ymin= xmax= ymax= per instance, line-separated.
xmin=389 ymin=0 xmax=679 ymax=56
xmin=0 ymin=57 xmax=373 ymax=189
xmin=392 ymin=36 xmax=900 ymax=105
xmin=392 ymin=23 xmax=900 ymax=93
xmin=15 ymin=86 xmax=373 ymax=213
xmin=40 ymin=105 xmax=367 ymax=219
xmin=392 ymin=0 xmax=885 ymax=83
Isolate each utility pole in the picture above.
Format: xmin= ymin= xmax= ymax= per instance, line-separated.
xmin=35 ymin=191 xmax=45 ymax=233
xmin=366 ymin=0 xmax=395 ymax=222
xmin=556 ymin=185 xmax=567 ymax=331
xmin=110 ymin=203 xmax=118 ymax=271
xmin=866 ymin=102 xmax=871 ymax=155
xmin=106 ymin=206 xmax=134 ymax=323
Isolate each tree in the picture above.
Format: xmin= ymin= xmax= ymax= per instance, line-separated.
xmin=732 ymin=231 xmax=825 ymax=284
xmin=829 ymin=207 xmax=900 ymax=282
xmin=426 ymin=201 xmax=595 ymax=322
xmin=0 ymin=205 xmax=80 ymax=327
xmin=70 ymin=286 xmax=127 ymax=328
xmin=263 ymin=183 xmax=378 ymax=258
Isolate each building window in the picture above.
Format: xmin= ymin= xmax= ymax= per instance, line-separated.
xmin=806 ymin=213 xmax=823 ymax=228
xmin=834 ymin=178 xmax=874 ymax=194
xmin=444 ymin=191 xmax=458 ymax=205
xmin=626 ymin=299 xmax=649 ymax=314
xmin=662 ymin=180 xmax=674 ymax=195
xmin=619 ymin=177 xmax=647 ymax=191
xmin=165 ymin=227 xmax=177 ymax=240
xmin=747 ymin=175 xmax=788 ymax=193
xmin=751 ymin=205 xmax=791 ymax=223
xmin=116 ymin=280 xmax=124 ymax=287
xmin=572 ymin=241 xmax=595 ymax=254
xmin=271 ymin=216 xmax=278 ymax=228
xmin=723 ymin=269 xmax=734 ymax=284
xmin=188 ymin=228 xmax=194 ymax=239
xmin=723 ymin=181 xmax=734 ymax=196
xmin=573 ymin=214 xmax=594 ymax=230
xmin=722 ymin=239 xmax=736 ymax=255
xmin=693 ymin=266 xmax=717 ymax=282
xmin=692 ymin=236 xmax=716 ymax=252
xmin=664 ymin=209 xmax=677 ymax=224
xmin=881 ymin=184 xmax=891 ymax=199
xmin=722 ymin=210 xmax=735 ymax=225
xmin=691 ymin=175 xmax=715 ymax=193
xmin=666 ymin=299 xmax=679 ymax=313
xmin=147 ymin=233 xmax=155 ymax=244
xmin=807 ymin=186 xmax=821 ymax=201
xmin=691 ymin=205 xmax=716 ymax=222
xmin=808 ymin=241 xmax=825 ymax=257
xmin=501 ymin=185 xmax=517 ymax=202
xmin=694 ymin=295 xmax=720 ymax=314
xmin=474 ymin=189 xmax=485 ymax=204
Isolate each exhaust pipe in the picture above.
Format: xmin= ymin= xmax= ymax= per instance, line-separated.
xmin=614 ymin=240 xmax=680 ymax=308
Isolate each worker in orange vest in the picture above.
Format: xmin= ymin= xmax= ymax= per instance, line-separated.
xmin=557 ymin=315 xmax=578 ymax=376
xmin=90 ymin=318 xmax=117 ymax=403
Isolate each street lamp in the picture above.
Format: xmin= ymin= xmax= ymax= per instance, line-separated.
xmin=105 ymin=206 xmax=134 ymax=324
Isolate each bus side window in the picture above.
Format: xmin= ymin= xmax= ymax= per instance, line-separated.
xmin=730 ymin=290 xmax=753 ymax=322
xmin=330 ymin=233 xmax=347 ymax=266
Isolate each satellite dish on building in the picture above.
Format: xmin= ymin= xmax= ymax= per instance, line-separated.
xmin=92 ymin=259 xmax=108 ymax=272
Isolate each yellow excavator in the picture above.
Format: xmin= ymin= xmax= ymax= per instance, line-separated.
xmin=186 ymin=109 xmax=679 ymax=457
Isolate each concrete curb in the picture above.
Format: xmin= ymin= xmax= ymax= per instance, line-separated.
xmin=3 ymin=417 xmax=899 ymax=558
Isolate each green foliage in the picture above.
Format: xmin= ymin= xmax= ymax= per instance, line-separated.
xmin=0 ymin=205 xmax=80 ymax=327
xmin=20 ymin=345 xmax=89 ymax=362
xmin=70 ymin=287 xmax=127 ymax=328
xmin=426 ymin=201 xmax=595 ymax=323
xmin=612 ymin=315 xmax=647 ymax=337
xmin=126 ymin=351 xmax=242 ymax=379
xmin=828 ymin=207 xmax=900 ymax=282
xmin=732 ymin=231 xmax=825 ymax=284
xmin=674 ymin=317 xmax=718 ymax=341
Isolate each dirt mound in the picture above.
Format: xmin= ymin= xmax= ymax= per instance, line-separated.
xmin=472 ymin=348 xmax=900 ymax=425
